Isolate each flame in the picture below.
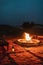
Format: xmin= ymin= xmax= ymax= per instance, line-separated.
xmin=12 ymin=48 xmax=14 ymax=52
xmin=25 ymin=33 xmax=31 ymax=41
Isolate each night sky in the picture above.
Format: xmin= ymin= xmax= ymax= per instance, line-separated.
xmin=0 ymin=0 xmax=43 ymax=26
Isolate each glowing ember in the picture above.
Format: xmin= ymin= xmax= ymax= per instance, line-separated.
xmin=25 ymin=33 xmax=31 ymax=41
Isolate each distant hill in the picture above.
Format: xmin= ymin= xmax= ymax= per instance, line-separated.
xmin=0 ymin=25 xmax=23 ymax=37
xmin=22 ymin=24 xmax=43 ymax=36
xmin=0 ymin=24 xmax=43 ymax=38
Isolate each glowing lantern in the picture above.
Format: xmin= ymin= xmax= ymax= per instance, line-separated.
xmin=12 ymin=46 xmax=14 ymax=52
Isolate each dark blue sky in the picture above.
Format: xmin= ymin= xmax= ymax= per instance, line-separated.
xmin=0 ymin=0 xmax=43 ymax=26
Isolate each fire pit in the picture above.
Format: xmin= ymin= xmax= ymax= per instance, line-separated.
xmin=14 ymin=33 xmax=40 ymax=47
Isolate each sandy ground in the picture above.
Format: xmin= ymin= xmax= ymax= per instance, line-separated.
xmin=0 ymin=38 xmax=43 ymax=65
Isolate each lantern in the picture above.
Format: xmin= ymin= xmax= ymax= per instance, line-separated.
xmin=12 ymin=46 xmax=14 ymax=52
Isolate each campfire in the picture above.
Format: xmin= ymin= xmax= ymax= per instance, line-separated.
xmin=15 ymin=33 xmax=40 ymax=47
